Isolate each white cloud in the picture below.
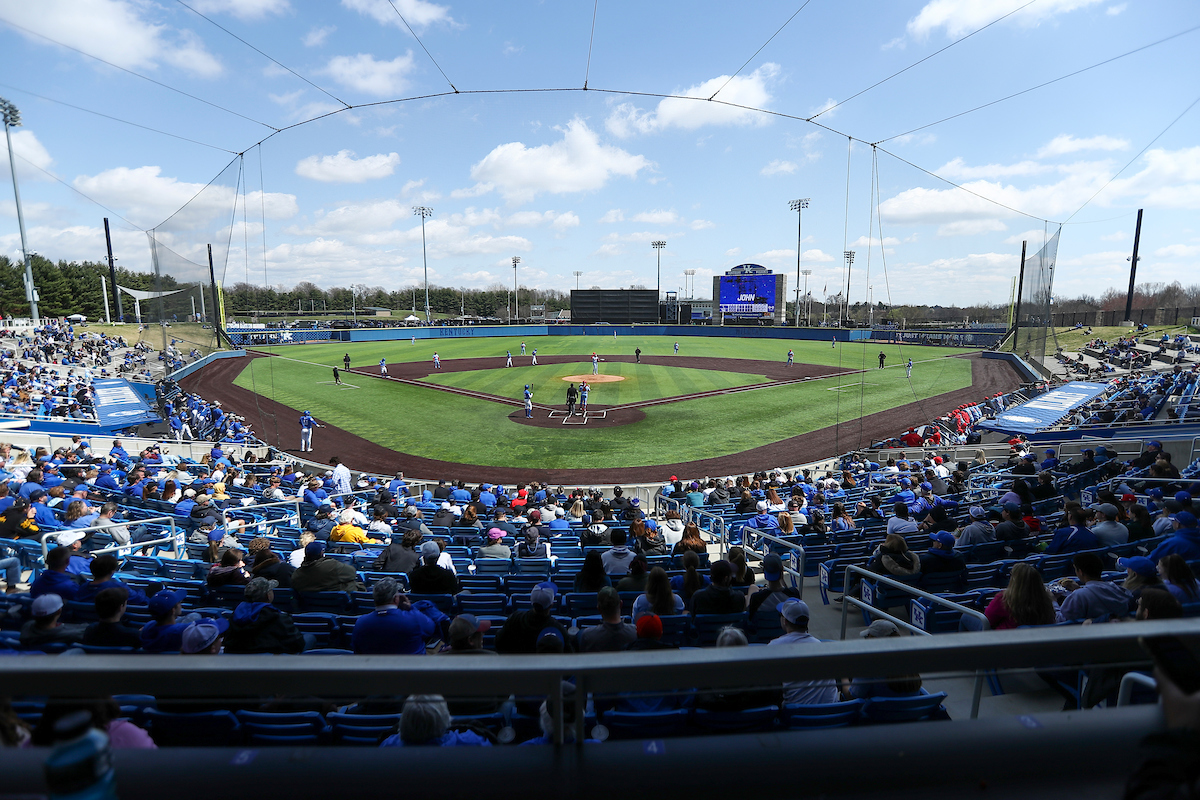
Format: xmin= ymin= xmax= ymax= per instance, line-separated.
xmin=602 ymin=231 xmax=679 ymax=244
xmin=907 ymin=0 xmax=1102 ymax=39
xmin=323 ymin=52 xmax=416 ymax=96
xmin=631 ymin=210 xmax=679 ymax=225
xmin=803 ymin=248 xmax=836 ymax=263
xmin=594 ymin=243 xmax=624 ymax=258
xmin=294 ymin=150 xmax=400 ymax=183
xmin=809 ymin=98 xmax=837 ymax=119
xmin=0 ymin=130 xmax=54 ymax=182
xmin=503 ymin=210 xmax=579 ymax=231
xmin=605 ymin=63 xmax=779 ymax=138
xmin=599 ymin=209 xmax=624 ymax=223
xmin=937 ymin=219 xmax=1008 ymax=236
xmin=503 ymin=41 xmax=523 ymax=55
xmin=690 ymin=219 xmax=715 ymax=230
xmin=190 ymin=0 xmax=290 ymax=20
xmin=470 ymin=118 xmax=651 ymax=204
xmin=885 ymin=252 xmax=1018 ymax=305
xmin=1107 ymin=147 xmax=1200 ymax=209
xmin=1106 ymin=3 xmax=1127 ymax=14
xmin=341 ymin=0 xmax=453 ymax=30
xmin=1155 ymin=244 xmax=1200 ymax=258
xmin=761 ymin=160 xmax=797 ymax=176
xmin=552 ymin=212 xmax=581 ymax=231
xmin=725 ymin=247 xmax=741 ymax=257
xmin=73 ymin=166 xmax=297 ymax=229
xmin=450 ymin=183 xmax=495 ymax=199
xmin=1100 ymin=230 xmax=1127 ymax=242
xmin=1004 ymin=228 xmax=1057 ymax=245
xmin=304 ymin=25 xmax=336 ymax=46
xmin=850 ymin=235 xmax=902 ymax=247
xmin=938 ymin=157 xmax=1051 ymax=180
xmin=1 ymin=0 xmax=223 ymax=77
xmin=1037 ymin=134 xmax=1129 ymax=158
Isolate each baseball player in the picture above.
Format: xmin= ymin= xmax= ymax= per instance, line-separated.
xmin=531 ymin=348 xmax=538 ymax=366
xmin=786 ymin=349 xmax=794 ymax=367
xmin=299 ymin=411 xmax=322 ymax=452
xmin=592 ymin=353 xmax=599 ymax=375
xmin=379 ymin=357 xmax=387 ymax=376
xmin=523 ymin=385 xmax=533 ymax=418
xmin=906 ymin=358 xmax=913 ymax=378
xmin=506 ymin=350 xmax=513 ymax=368
xmin=432 ymin=352 xmax=441 ymax=370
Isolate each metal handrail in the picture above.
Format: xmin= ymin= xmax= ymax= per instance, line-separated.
xmin=1117 ymin=671 xmax=1157 ymax=706
xmin=38 ymin=515 xmax=184 ymax=560
xmin=839 ymin=565 xmax=988 ymax=640
xmin=739 ymin=528 xmax=806 ymax=599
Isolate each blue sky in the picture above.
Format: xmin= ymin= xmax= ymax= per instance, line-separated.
xmin=0 ymin=0 xmax=1197 ymax=308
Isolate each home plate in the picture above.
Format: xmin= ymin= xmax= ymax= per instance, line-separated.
xmin=562 ymin=374 xmax=624 ymax=383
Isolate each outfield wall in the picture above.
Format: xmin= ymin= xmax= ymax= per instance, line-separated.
xmin=227 ymin=324 xmax=874 ymax=347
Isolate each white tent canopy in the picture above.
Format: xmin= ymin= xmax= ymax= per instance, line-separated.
xmin=404 ymin=314 xmax=421 ymax=322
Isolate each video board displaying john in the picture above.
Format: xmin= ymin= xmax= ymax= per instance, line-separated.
xmin=718 ymin=274 xmax=776 ymax=318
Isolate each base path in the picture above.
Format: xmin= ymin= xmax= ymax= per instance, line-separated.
xmin=186 ymin=351 xmax=1019 ymax=485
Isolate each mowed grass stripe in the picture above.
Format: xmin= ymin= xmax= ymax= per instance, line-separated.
xmin=232 ymin=352 xmax=973 ymax=469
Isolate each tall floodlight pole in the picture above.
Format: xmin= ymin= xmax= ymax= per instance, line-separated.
xmin=683 ymin=269 xmax=696 ymax=299
xmin=843 ymin=250 xmax=855 ymax=326
xmin=1 ymin=98 xmax=38 ymax=324
xmin=572 ymin=270 xmax=583 ymax=290
xmin=651 ymin=241 xmax=666 ymax=301
xmin=788 ymin=198 xmax=809 ymax=327
xmin=801 ymin=269 xmax=812 ymax=325
xmin=512 ymin=257 xmax=521 ymax=323
xmin=413 ymin=206 xmax=433 ymax=323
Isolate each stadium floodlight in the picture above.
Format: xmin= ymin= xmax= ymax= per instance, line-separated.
xmin=572 ymin=270 xmax=583 ymax=290
xmin=413 ymin=206 xmax=433 ymax=323
xmin=1 ymin=97 xmax=38 ymax=325
xmin=843 ymin=250 xmax=855 ymax=325
xmin=801 ymin=269 xmax=812 ymax=326
xmin=683 ymin=269 xmax=696 ymax=300
xmin=788 ymin=199 xmax=809 ymax=328
xmin=512 ymin=257 xmax=521 ymax=322
xmin=651 ymin=241 xmax=666 ymax=300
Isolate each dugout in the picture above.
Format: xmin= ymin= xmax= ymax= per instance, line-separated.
xmin=570 ymin=289 xmax=659 ymax=325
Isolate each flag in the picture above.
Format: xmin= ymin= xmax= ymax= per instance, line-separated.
xmin=822 ymin=284 xmax=826 ymax=294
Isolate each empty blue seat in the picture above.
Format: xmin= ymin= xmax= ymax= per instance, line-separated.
xmin=145 ymin=709 xmax=241 ymax=746
xmin=861 ymin=691 xmax=949 ymax=723
xmin=236 ymin=710 xmax=328 ymax=745
xmin=692 ymin=705 xmax=778 ymax=733
xmin=327 ymin=712 xmax=400 ymax=744
xmin=457 ymin=593 xmax=508 ymax=615
xmin=294 ymin=591 xmax=352 ymax=614
xmin=601 ymin=708 xmax=690 ymax=740
xmin=778 ymin=699 xmax=863 ymax=729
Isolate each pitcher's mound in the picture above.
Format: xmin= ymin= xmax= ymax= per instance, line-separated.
xmin=561 ymin=374 xmax=625 ymax=383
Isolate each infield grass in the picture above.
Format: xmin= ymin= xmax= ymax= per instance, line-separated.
xmin=232 ymin=343 xmax=974 ymax=468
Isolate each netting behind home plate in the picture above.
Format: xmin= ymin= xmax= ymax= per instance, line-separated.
xmin=1013 ymin=226 xmax=1061 ymax=363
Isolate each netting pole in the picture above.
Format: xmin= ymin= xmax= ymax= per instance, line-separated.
xmin=1122 ymin=208 xmax=1144 ymax=324
xmin=208 ymin=244 xmax=225 ymax=350
xmin=149 ymin=231 xmax=168 ymax=352
xmin=1011 ymin=240 xmax=1026 ymax=353
xmin=103 ymin=218 xmax=123 ymax=322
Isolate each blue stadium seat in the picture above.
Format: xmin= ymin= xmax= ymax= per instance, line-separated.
xmin=294 ymin=591 xmax=352 ymax=614
xmin=778 ymin=699 xmax=863 ymax=729
xmin=145 ymin=709 xmax=241 ymax=747
xmin=692 ymin=613 xmax=746 ymax=646
xmin=236 ymin=710 xmax=329 ymax=745
xmin=457 ymin=593 xmax=509 ymax=615
xmin=692 ymin=705 xmax=778 ymax=733
xmin=327 ymin=712 xmax=400 ymax=745
xmin=860 ymin=690 xmax=949 ymax=723
xmin=601 ymin=708 xmax=691 ymax=740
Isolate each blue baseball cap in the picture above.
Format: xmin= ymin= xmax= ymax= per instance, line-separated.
xmin=148 ymin=589 xmax=187 ymax=618
xmin=1044 ymin=449 xmax=1056 ymax=456
xmin=1148 ymin=488 xmax=1164 ymax=499
xmin=920 ymin=482 xmax=933 ymax=491
xmin=1171 ymin=511 xmax=1197 ymax=528
xmin=929 ymin=531 xmax=956 ymax=549
xmin=900 ymin=478 xmax=911 ymax=487
xmin=1176 ymin=491 xmax=1192 ymax=504
xmin=1148 ymin=441 xmax=1163 ymax=449
xmin=1117 ymin=556 xmax=1156 ymax=577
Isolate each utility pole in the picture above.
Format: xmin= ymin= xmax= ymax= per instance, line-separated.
xmin=788 ymin=198 xmax=809 ymax=327
xmin=413 ymin=206 xmax=433 ymax=322
xmin=2 ymin=98 xmax=38 ymax=324
xmin=512 ymin=256 xmax=521 ymax=323
xmin=1123 ymin=208 xmax=1144 ymax=325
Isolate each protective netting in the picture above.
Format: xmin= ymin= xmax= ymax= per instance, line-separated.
xmin=1013 ymin=225 xmax=1061 ymax=364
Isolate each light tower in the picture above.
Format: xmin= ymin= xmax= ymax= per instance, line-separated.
xmin=412 ymin=206 xmax=433 ymax=322
xmin=843 ymin=250 xmax=855 ymax=326
xmin=788 ymin=198 xmax=809 ymax=327
xmin=801 ymin=269 xmax=812 ymax=325
xmin=651 ymin=241 xmax=666 ymax=300
xmin=683 ymin=269 xmax=696 ymax=299
xmin=572 ymin=270 xmax=583 ymax=290
xmin=512 ymin=256 xmax=521 ymax=322
xmin=1 ymin=97 xmax=38 ymax=324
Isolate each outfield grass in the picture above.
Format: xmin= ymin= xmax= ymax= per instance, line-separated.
xmin=425 ymin=362 xmax=768 ymax=404
xmin=252 ymin=334 xmax=966 ymax=371
xmin=232 ymin=344 xmax=974 ymax=468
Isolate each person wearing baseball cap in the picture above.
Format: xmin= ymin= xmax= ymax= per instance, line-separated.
xmin=920 ymin=531 xmax=966 ymax=576
xmin=1046 ymin=507 xmax=1101 ymax=555
xmin=140 ymin=589 xmax=193 ymax=652
xmin=956 ymin=507 xmax=996 ymax=549
xmin=846 ymin=620 xmax=924 ymax=700
xmin=494 ymin=581 xmax=574 ymax=654
xmin=443 ymin=613 xmax=495 ymax=654
xmin=747 ymin=553 xmax=801 ymax=629
xmin=351 ymin=576 xmax=438 ymax=655
xmin=1089 ymin=503 xmax=1129 ymax=547
xmin=409 ymin=541 xmax=459 ymax=595
xmin=1150 ymin=510 xmax=1200 ymax=563
xmin=223 ymin=577 xmax=307 ymax=654
xmin=768 ymin=598 xmax=838 ymax=704
xmin=20 ymin=593 xmax=87 ymax=648
xmin=289 ymin=540 xmax=363 ymax=593
xmin=180 ymin=618 xmax=229 ymax=655
xmin=1117 ymin=556 xmax=1162 ymax=596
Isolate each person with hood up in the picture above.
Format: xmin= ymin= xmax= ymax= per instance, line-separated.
xmin=660 ymin=509 xmax=685 ymax=546
xmin=744 ymin=500 xmax=782 ymax=538
xmin=224 ymin=577 xmax=308 ymax=654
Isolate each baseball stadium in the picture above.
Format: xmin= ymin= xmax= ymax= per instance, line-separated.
xmin=2 ymin=2 xmax=1200 ymax=798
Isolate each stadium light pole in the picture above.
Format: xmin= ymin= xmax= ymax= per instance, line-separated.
xmin=788 ymin=198 xmax=809 ymax=327
xmin=1 ymin=98 xmax=38 ymax=325
xmin=413 ymin=206 xmax=433 ymax=323
xmin=572 ymin=270 xmax=583 ymax=290
xmin=512 ymin=256 xmax=521 ymax=323
xmin=801 ymin=269 xmax=812 ymax=325
xmin=842 ymin=250 xmax=855 ymax=326
xmin=683 ymin=269 xmax=696 ymax=299
xmin=651 ymin=241 xmax=666 ymax=301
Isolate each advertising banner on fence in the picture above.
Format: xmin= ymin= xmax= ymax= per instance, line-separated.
xmin=979 ymin=381 xmax=1109 ymax=435
xmin=92 ymin=378 xmax=162 ymax=429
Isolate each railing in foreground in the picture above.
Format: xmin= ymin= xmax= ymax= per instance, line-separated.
xmin=740 ymin=527 xmax=806 ymax=600
xmin=38 ymin=516 xmax=185 ymax=561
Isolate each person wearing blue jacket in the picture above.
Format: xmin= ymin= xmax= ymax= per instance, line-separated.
xmin=1150 ymin=511 xmax=1200 ymax=562
xmin=139 ymin=589 xmax=193 ymax=652
xmin=28 ymin=546 xmax=81 ymax=600
xmin=352 ymin=578 xmax=438 ymax=655
xmin=73 ymin=554 xmax=149 ymax=606
xmin=1046 ymin=508 xmax=1100 ymax=554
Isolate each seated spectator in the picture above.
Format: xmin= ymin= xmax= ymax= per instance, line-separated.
xmin=329 ymin=509 xmax=381 ymax=545
xmin=867 ymin=533 xmax=921 ymax=579
xmin=694 ymin=626 xmax=783 ymax=711
xmin=670 ymin=549 xmax=710 ymax=602
xmin=1118 ymin=556 xmax=1163 ymax=598
xmin=579 ymin=586 xmax=637 ymax=652
xmin=671 ymin=522 xmax=707 ymax=556
xmin=478 ymin=528 xmax=512 ymax=559
xmin=956 ymin=507 xmax=996 ymax=548
xmin=625 ymin=613 xmax=675 ymax=651
xmin=74 ymin=555 xmax=149 ymax=606
xmin=660 ymin=509 xmax=685 ymax=545
xmin=290 ymin=541 xmax=364 ymax=593
xmin=1055 ymin=552 xmax=1133 ymax=622
xmin=225 ymin=577 xmax=308 ymax=654
xmin=248 ymin=545 xmax=293 ymax=588
xmin=601 ymin=529 xmax=635 ymax=575
xmin=0 ymin=499 xmax=40 ymax=540
xmin=20 ymin=593 xmax=86 ymax=647
xmin=207 ymin=548 xmax=251 ymax=589
xmin=1045 ymin=507 xmax=1100 ymax=555
xmin=1089 ymin=503 xmax=1129 ymax=546
xmin=1149 ymin=511 xmax=1200 ymax=562
xmin=305 ymin=506 xmax=336 ymax=541
xmin=518 ymin=527 xmax=549 ymax=559
xmin=1157 ymin=554 xmax=1200 ymax=604
xmin=495 ymin=581 xmax=574 ymax=653
xmin=747 ymin=554 xmax=800 ymax=626
xmin=886 ymin=503 xmax=918 ymax=535
xmin=140 ymin=589 xmax=193 ymax=652
xmin=442 ymin=614 xmax=495 ymax=655
xmin=379 ymin=695 xmax=490 ymax=747
xmin=633 ymin=566 xmax=685 ymax=620
xmin=631 ymin=518 xmax=668 ymax=557
xmin=745 ymin=501 xmax=782 ymax=535
xmin=769 ymin=599 xmax=838 ymax=704
xmin=690 ymin=560 xmax=746 ymax=615
xmin=573 ymin=551 xmax=611 ymax=594
xmin=1136 ymin=586 xmax=1183 ymax=621
xmin=728 ymin=547 xmax=755 ymax=589
xmin=352 ymin=577 xmax=437 ymax=655
xmin=983 ymin=563 xmax=1056 ymax=629
xmin=374 ymin=528 xmax=422 ymax=574
xmin=409 ymin=541 xmax=459 ymax=595
xmin=81 ymin=587 xmax=142 ymax=649
xmin=180 ymin=619 xmax=228 ymax=655
xmin=920 ymin=532 xmax=966 ymax=575
xmin=28 ymin=545 xmax=80 ymax=600
xmin=842 ymin=620 xmax=924 ymax=699
xmin=1125 ymin=504 xmax=1156 ymax=542
xmin=616 ymin=556 xmax=648 ymax=592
